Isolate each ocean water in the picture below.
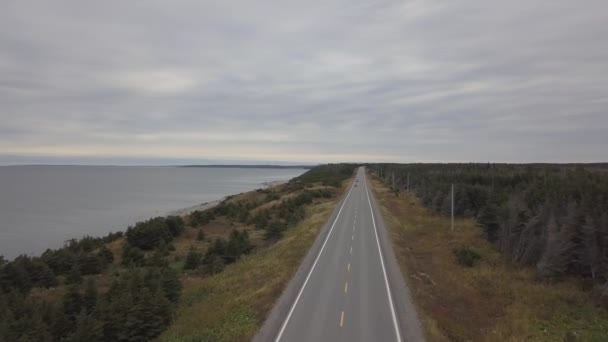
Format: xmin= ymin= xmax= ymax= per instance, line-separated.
xmin=0 ymin=166 xmax=306 ymax=259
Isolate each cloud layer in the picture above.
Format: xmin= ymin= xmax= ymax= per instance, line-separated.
xmin=1 ymin=0 xmax=607 ymax=164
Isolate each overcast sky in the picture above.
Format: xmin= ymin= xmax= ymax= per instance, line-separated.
xmin=1 ymin=1 xmax=607 ymax=165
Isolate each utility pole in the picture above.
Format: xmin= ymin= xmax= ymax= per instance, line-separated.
xmin=407 ymin=173 xmax=410 ymax=191
xmin=451 ymin=183 xmax=454 ymax=232
xmin=392 ymin=172 xmax=395 ymax=190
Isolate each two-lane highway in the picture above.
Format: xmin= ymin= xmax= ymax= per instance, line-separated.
xmin=257 ymin=166 xmax=423 ymax=341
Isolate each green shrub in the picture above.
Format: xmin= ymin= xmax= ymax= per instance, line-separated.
xmin=454 ymin=247 xmax=482 ymax=267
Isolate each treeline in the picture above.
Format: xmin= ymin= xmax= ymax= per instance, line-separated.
xmin=0 ymin=267 xmax=180 ymax=341
xmin=0 ymin=217 xmax=188 ymax=341
xmin=371 ymin=163 xmax=608 ymax=287
xmin=121 ymin=216 xmax=185 ymax=267
xmin=1 ymin=232 xmax=121 ymax=294
xmin=184 ymin=229 xmax=253 ymax=274
xmin=291 ymin=163 xmax=355 ymax=188
xmin=251 ymin=190 xmax=333 ymax=240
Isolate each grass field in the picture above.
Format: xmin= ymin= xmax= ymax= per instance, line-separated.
xmin=159 ymin=179 xmax=352 ymax=341
xmin=369 ymin=174 xmax=608 ymax=341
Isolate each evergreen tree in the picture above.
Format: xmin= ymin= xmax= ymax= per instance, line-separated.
xmin=202 ymin=254 xmax=225 ymax=275
xmin=160 ymin=268 xmax=182 ymax=304
xmin=98 ymin=245 xmax=114 ymax=265
xmin=79 ymin=254 xmax=103 ymax=275
xmin=83 ymin=278 xmax=98 ymax=314
xmin=62 ymin=285 xmax=82 ymax=322
xmin=50 ymin=304 xmax=72 ymax=340
xmin=63 ymin=311 xmax=103 ymax=342
xmin=184 ymin=246 xmax=202 ymax=270
xmin=66 ymin=263 xmax=82 ymax=285
xmin=478 ymin=202 xmax=500 ymax=242
xmin=122 ymin=245 xmax=145 ymax=266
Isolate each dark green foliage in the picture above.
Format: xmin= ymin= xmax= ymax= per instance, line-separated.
xmin=454 ymin=247 xmax=482 ymax=267
xmin=190 ymin=210 xmax=215 ymax=226
xmin=201 ymin=254 xmax=225 ymax=275
xmin=34 ymin=233 xmax=119 ymax=282
xmin=0 ymin=255 xmax=58 ymax=293
xmin=64 ymin=311 xmax=103 ymax=342
xmin=126 ymin=216 xmax=184 ymax=250
xmin=0 ymin=245 xmax=179 ymax=342
xmin=98 ymin=246 xmax=114 ymax=265
xmin=371 ymin=163 xmax=608 ymax=284
xmin=42 ymin=248 xmax=76 ymax=275
xmin=184 ymin=246 xmax=202 ymax=270
xmin=63 ymin=285 xmax=83 ymax=322
xmin=159 ymin=268 xmax=181 ymax=304
xmin=201 ymin=230 xmax=252 ymax=268
xmin=66 ymin=263 xmax=82 ymax=284
xmin=261 ymin=191 xmax=317 ymax=240
xmin=165 ymin=216 xmax=186 ymax=236
xmin=294 ymin=163 xmax=355 ymax=187
xmin=207 ymin=238 xmax=226 ymax=257
xmin=126 ymin=218 xmax=172 ymax=250
xmin=477 ymin=201 xmax=500 ymax=242
xmin=212 ymin=201 xmax=252 ymax=223
xmin=225 ymin=230 xmax=253 ymax=263
xmin=98 ymin=268 xmax=176 ymax=341
xmin=146 ymin=249 xmax=169 ymax=267
xmin=79 ymin=254 xmax=103 ymax=275
xmin=121 ymin=245 xmax=145 ymax=267
xmin=83 ymin=278 xmax=98 ymax=314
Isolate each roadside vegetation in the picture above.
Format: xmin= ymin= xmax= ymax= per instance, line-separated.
xmin=0 ymin=164 xmax=354 ymax=341
xmin=369 ymin=164 xmax=608 ymax=341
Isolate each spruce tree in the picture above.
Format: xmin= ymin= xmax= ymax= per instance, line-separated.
xmin=160 ymin=268 xmax=182 ymax=304
xmin=98 ymin=245 xmax=114 ymax=265
xmin=62 ymin=285 xmax=82 ymax=322
xmin=66 ymin=264 xmax=82 ymax=285
xmin=63 ymin=311 xmax=103 ymax=342
xmin=83 ymin=278 xmax=98 ymax=314
xmin=184 ymin=246 xmax=202 ymax=270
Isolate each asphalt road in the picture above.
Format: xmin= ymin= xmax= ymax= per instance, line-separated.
xmin=255 ymin=167 xmax=424 ymax=342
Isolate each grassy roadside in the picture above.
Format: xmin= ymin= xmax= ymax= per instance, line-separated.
xmin=369 ymin=174 xmax=608 ymax=341
xmin=160 ymin=175 xmax=353 ymax=341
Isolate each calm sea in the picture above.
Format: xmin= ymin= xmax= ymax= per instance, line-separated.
xmin=0 ymin=166 xmax=306 ymax=259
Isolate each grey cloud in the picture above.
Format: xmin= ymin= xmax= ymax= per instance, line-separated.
xmin=0 ymin=0 xmax=607 ymax=164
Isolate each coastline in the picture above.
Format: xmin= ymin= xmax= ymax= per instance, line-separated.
xmin=169 ymin=179 xmax=289 ymax=217
xmin=169 ymin=199 xmax=224 ymax=216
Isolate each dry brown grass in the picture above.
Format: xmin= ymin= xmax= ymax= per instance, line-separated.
xmin=370 ymin=175 xmax=608 ymax=342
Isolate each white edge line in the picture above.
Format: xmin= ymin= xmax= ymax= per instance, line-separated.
xmin=274 ymin=174 xmax=356 ymax=342
xmin=364 ymin=171 xmax=403 ymax=342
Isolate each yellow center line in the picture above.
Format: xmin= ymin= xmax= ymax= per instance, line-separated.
xmin=344 ymin=282 xmax=348 ymax=293
xmin=340 ymin=311 xmax=344 ymax=327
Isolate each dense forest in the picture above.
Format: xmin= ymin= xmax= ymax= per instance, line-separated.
xmin=0 ymin=164 xmax=354 ymax=341
xmin=370 ymin=163 xmax=608 ymax=294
